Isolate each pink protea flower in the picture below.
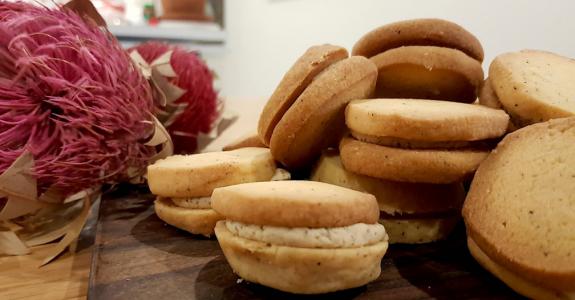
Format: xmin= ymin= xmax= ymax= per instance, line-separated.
xmin=130 ymin=41 xmax=218 ymax=154
xmin=0 ymin=2 xmax=155 ymax=198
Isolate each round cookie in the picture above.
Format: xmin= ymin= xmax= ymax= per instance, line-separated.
xmin=463 ymin=117 xmax=575 ymax=293
xmin=258 ymin=44 xmax=348 ymax=145
xmin=370 ymin=46 xmax=484 ymax=102
xmin=489 ymin=50 xmax=575 ymax=125
xmin=269 ymin=56 xmax=377 ymax=169
xmin=340 ymin=137 xmax=489 ymax=184
xmin=212 ymin=180 xmax=379 ymax=228
xmin=147 ymin=147 xmax=276 ymax=198
xmin=468 ymin=238 xmax=575 ymax=300
xmin=154 ymin=198 xmax=223 ymax=237
xmin=310 ymin=151 xmax=465 ymax=215
xmin=346 ymin=99 xmax=509 ymax=142
xmin=215 ymin=221 xmax=388 ymax=294
xmin=352 ymin=18 xmax=484 ymax=62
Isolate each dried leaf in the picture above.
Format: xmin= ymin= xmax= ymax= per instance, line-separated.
xmin=39 ymin=196 xmax=92 ymax=266
xmin=38 ymin=186 xmax=66 ymax=203
xmin=0 ymin=195 xmax=46 ymax=221
xmin=0 ymin=151 xmax=37 ymax=200
xmin=151 ymin=69 xmax=186 ymax=105
xmin=0 ymin=230 xmax=29 ymax=255
xmin=129 ymin=51 xmax=152 ymax=79
xmin=150 ymin=50 xmax=177 ymax=77
xmin=147 ymin=117 xmax=174 ymax=163
xmin=16 ymin=200 xmax=84 ymax=247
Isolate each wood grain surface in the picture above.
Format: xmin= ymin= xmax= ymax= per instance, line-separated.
xmin=88 ymin=185 xmax=522 ymax=300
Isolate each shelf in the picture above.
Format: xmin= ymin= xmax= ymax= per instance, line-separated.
xmin=109 ymin=21 xmax=226 ymax=53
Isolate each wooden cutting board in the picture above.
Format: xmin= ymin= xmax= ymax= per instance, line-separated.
xmin=88 ymin=184 xmax=521 ymax=299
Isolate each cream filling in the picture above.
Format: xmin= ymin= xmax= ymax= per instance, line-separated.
xmin=225 ymin=220 xmax=387 ymax=249
xmin=171 ymin=196 xmax=212 ymax=209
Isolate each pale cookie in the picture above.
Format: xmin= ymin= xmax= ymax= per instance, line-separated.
xmin=490 ymin=50 xmax=575 ymax=125
xmin=346 ymin=99 xmax=509 ymax=142
xmin=352 ymin=18 xmax=484 ymax=61
xmin=222 ymin=130 xmax=266 ymax=151
xmin=468 ymin=238 xmax=575 ymax=300
xmin=212 ymin=180 xmax=379 ymax=228
xmin=154 ymin=198 xmax=223 ymax=237
xmin=380 ymin=216 xmax=459 ymax=244
xmin=463 ymin=117 xmax=575 ymax=292
xmin=340 ymin=137 xmax=489 ymax=184
xmin=371 ymin=46 xmax=483 ymax=102
xmin=269 ymin=56 xmax=377 ymax=169
xmin=215 ymin=221 xmax=388 ymax=294
xmin=258 ymin=44 xmax=348 ymax=145
xmin=310 ymin=152 xmax=465 ymax=215
xmin=147 ymin=147 xmax=276 ymax=198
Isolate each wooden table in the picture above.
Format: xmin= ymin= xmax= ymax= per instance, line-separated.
xmin=0 ymin=98 xmax=263 ymax=300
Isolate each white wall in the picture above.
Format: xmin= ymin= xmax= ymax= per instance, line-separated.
xmin=204 ymin=0 xmax=575 ymax=101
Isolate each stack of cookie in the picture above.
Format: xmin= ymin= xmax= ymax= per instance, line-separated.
xmin=325 ymin=99 xmax=509 ymax=243
xmin=352 ymin=18 xmax=484 ymax=103
xmin=311 ymin=151 xmax=465 ymax=244
xmin=257 ymin=44 xmax=377 ymax=169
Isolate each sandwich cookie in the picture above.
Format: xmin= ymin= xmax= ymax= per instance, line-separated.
xmin=340 ymin=99 xmax=509 ymax=183
xmin=463 ymin=117 xmax=575 ymax=299
xmin=212 ymin=180 xmax=388 ymax=294
xmin=147 ymin=147 xmax=283 ymax=236
xmin=489 ymin=50 xmax=575 ymax=126
xmin=352 ymin=18 xmax=484 ymax=62
xmin=258 ymin=44 xmax=378 ymax=169
xmin=352 ymin=19 xmax=484 ymax=102
xmin=311 ymin=152 xmax=464 ymax=243
xmin=370 ymin=46 xmax=483 ymax=102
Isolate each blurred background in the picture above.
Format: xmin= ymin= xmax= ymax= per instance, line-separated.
xmin=16 ymin=0 xmax=575 ymax=102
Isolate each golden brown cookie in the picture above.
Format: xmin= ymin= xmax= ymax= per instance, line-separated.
xmin=370 ymin=46 xmax=484 ymax=102
xmin=340 ymin=137 xmax=489 ymax=184
xmin=212 ymin=180 xmax=379 ymax=228
xmin=310 ymin=151 xmax=465 ymax=215
xmin=346 ymin=99 xmax=509 ymax=142
xmin=352 ymin=18 xmax=484 ymax=62
xmin=468 ymin=238 xmax=575 ymax=300
xmin=258 ymin=44 xmax=348 ymax=145
xmin=154 ymin=198 xmax=223 ymax=237
xmin=269 ymin=56 xmax=377 ymax=169
xmin=463 ymin=117 xmax=575 ymax=292
xmin=215 ymin=221 xmax=388 ymax=294
xmin=490 ymin=50 xmax=575 ymax=125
